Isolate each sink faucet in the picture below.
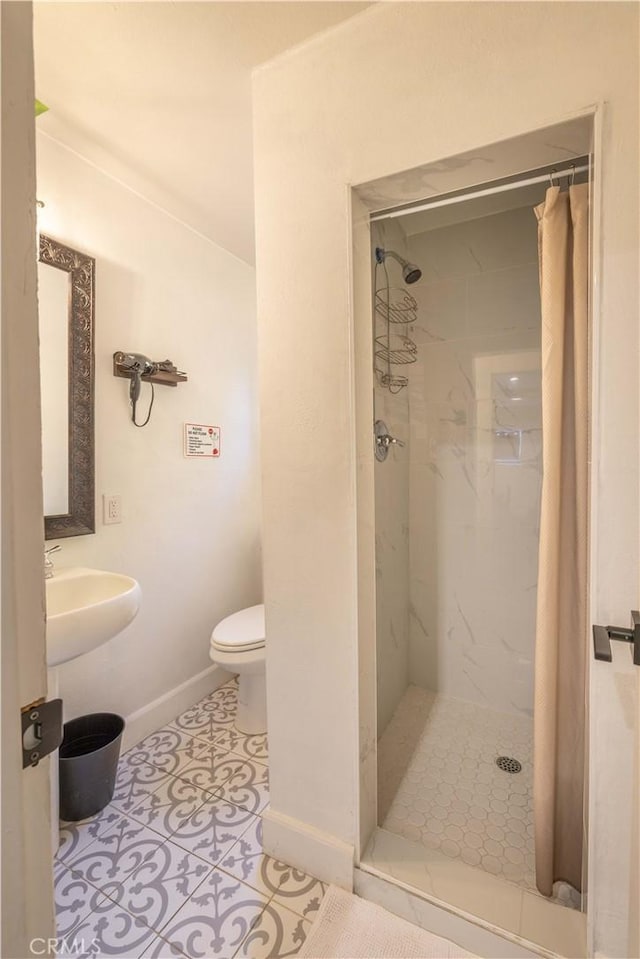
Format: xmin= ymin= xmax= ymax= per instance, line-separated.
xmin=44 ymin=545 xmax=61 ymax=579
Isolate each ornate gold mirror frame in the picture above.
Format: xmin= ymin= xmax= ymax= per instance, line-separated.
xmin=39 ymin=234 xmax=95 ymax=539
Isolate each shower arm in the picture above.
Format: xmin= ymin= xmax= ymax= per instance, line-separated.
xmin=375 ymin=247 xmax=405 ymax=268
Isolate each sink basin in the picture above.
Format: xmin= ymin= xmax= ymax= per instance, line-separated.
xmin=46 ymin=566 xmax=141 ymax=666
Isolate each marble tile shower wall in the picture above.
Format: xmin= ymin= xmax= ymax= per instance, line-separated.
xmin=405 ymin=205 xmax=543 ymax=716
xmin=373 ymin=221 xmax=411 ymax=736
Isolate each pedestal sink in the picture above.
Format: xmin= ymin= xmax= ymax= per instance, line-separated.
xmin=46 ymin=567 xmax=141 ymax=851
xmin=46 ymin=566 xmax=141 ymax=666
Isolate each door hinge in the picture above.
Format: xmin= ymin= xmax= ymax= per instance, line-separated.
xmin=593 ymin=610 xmax=640 ymax=665
xmin=21 ymin=697 xmax=63 ymax=768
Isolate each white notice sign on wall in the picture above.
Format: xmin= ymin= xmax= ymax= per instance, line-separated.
xmin=184 ymin=423 xmax=221 ymax=457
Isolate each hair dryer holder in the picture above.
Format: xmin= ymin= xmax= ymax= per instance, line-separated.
xmin=113 ymin=352 xmax=188 ymax=388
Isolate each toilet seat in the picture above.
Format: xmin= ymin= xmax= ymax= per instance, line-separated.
xmin=210 ymin=603 xmax=265 ymax=653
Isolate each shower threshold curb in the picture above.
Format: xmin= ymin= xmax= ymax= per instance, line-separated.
xmin=358 ymin=827 xmax=586 ymax=959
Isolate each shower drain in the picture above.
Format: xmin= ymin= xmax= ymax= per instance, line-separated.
xmin=496 ymin=755 xmax=522 ymax=774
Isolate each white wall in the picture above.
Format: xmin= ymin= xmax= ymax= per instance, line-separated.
xmin=37 ymin=132 xmax=262 ymax=725
xmin=406 ymin=206 xmax=542 ymax=715
xmin=252 ymin=3 xmax=638 ymax=954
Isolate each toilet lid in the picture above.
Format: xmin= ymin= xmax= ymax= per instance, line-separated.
xmin=211 ymin=604 xmax=265 ymax=651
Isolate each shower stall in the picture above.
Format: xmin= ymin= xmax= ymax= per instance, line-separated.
xmin=365 ymin=146 xmax=591 ymax=940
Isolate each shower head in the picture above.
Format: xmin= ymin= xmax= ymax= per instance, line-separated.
xmin=375 ymin=246 xmax=422 ymax=285
xmin=402 ymin=263 xmax=422 ymax=285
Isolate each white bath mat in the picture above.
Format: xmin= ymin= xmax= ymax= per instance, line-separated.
xmin=299 ymin=886 xmax=477 ymax=958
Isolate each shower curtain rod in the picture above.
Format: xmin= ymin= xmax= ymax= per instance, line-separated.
xmin=369 ymin=162 xmax=590 ymax=223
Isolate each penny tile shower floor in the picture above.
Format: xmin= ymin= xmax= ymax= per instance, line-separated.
xmin=54 ymin=678 xmax=324 ymax=958
xmin=378 ymin=685 xmax=536 ymax=891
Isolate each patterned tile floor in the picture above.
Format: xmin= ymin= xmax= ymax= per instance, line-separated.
xmin=55 ymin=678 xmax=325 ymax=958
xmin=379 ymin=685 xmax=536 ymax=891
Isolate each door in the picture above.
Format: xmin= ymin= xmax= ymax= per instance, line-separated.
xmin=631 ymin=669 xmax=640 ymax=955
xmin=585 ymin=109 xmax=640 ymax=959
xmin=1 ymin=3 xmax=55 ymax=956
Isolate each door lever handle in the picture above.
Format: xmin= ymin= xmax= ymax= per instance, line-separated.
xmin=593 ymin=610 xmax=640 ymax=665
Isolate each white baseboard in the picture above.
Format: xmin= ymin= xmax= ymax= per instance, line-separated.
xmin=122 ymin=664 xmax=234 ymax=751
xmin=262 ymin=807 xmax=354 ymax=890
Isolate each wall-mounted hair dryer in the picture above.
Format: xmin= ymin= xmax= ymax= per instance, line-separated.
xmin=113 ymin=351 xmax=187 ymax=428
xmin=114 ymin=352 xmax=157 ymax=405
xmin=116 ymin=352 xmax=156 ymax=373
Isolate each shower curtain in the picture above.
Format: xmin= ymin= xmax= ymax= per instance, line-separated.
xmin=533 ymin=182 xmax=589 ymax=897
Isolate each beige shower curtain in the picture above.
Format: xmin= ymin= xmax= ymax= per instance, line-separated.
xmin=533 ymin=183 xmax=589 ymax=897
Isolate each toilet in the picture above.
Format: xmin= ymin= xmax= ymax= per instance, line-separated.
xmin=209 ymin=604 xmax=266 ymax=734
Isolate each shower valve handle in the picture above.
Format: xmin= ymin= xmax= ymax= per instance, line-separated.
xmin=380 ymin=434 xmax=405 ymax=448
xmin=374 ymin=420 xmax=405 ymax=461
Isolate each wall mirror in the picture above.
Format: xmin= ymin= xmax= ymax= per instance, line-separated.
xmin=38 ymin=233 xmax=95 ymax=538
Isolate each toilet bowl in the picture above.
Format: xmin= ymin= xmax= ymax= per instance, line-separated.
xmin=209 ymin=604 xmax=266 ymax=734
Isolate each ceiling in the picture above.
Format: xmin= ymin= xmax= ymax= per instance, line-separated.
xmin=34 ymin=2 xmax=371 ymax=264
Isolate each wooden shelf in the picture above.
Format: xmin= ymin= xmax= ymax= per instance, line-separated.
xmin=113 ymin=354 xmax=188 ymax=388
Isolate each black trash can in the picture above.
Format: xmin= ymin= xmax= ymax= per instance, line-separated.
xmin=59 ymin=713 xmax=125 ymax=822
